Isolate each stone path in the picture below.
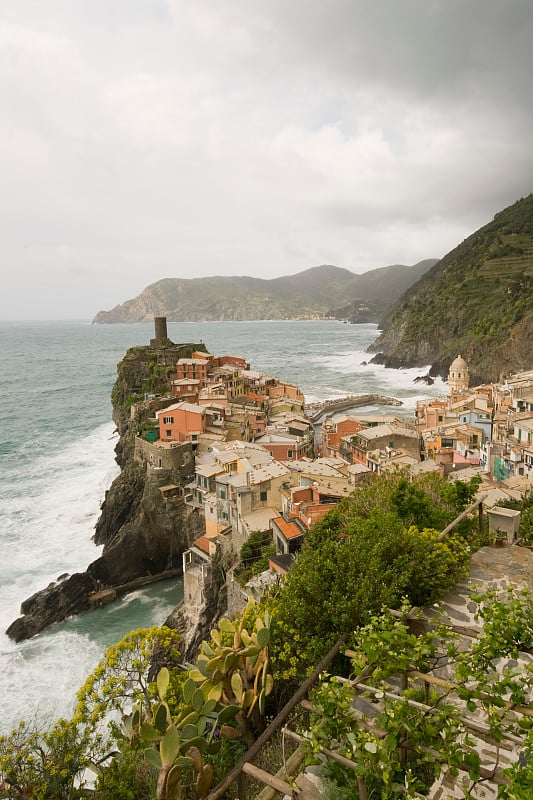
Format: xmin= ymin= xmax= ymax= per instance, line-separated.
xmin=425 ymin=543 xmax=533 ymax=799
xmin=280 ymin=544 xmax=533 ymax=800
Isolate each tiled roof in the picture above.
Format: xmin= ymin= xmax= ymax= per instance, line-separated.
xmin=156 ymin=401 xmax=205 ymax=416
xmin=249 ymin=462 xmax=290 ymax=482
xmin=179 ymin=402 xmax=207 ymax=414
xmin=193 ymin=536 xmax=211 ymax=554
xmin=272 ymin=516 xmax=305 ymax=540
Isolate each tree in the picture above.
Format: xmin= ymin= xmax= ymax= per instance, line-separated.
xmin=0 ymin=606 xmax=274 ymax=800
xmin=75 ymin=626 xmax=182 ymax=728
xmin=267 ymin=470 xmax=479 ymax=682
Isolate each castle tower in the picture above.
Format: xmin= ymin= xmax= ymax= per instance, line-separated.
xmin=154 ymin=316 xmax=168 ymax=341
xmin=150 ymin=316 xmax=173 ymax=347
xmin=447 ymin=354 xmax=469 ymax=395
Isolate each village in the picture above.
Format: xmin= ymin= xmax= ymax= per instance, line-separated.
xmin=129 ymin=319 xmax=533 ymax=615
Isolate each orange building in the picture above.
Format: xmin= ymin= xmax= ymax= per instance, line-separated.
xmin=175 ymin=358 xmax=209 ymax=387
xmin=214 ymin=354 xmax=250 ymax=370
xmin=268 ymin=381 xmax=305 ymax=404
xmin=156 ymin=402 xmax=206 ymax=445
xmin=322 ymin=415 xmax=365 ymax=458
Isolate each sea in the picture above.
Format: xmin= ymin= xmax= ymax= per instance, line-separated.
xmin=0 ymin=319 xmax=447 ymax=733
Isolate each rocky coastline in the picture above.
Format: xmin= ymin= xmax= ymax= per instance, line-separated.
xmin=6 ymin=335 xmax=207 ymax=643
xmin=5 ymin=333 xmax=410 ymax=648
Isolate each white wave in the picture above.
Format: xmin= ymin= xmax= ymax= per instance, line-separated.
xmin=0 ymin=423 xmax=119 ymax=661
xmin=0 ymin=630 xmax=103 ymax=732
xmin=309 ymin=348 xmax=448 ymax=402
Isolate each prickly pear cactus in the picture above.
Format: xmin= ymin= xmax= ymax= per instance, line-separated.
xmin=128 ymin=665 xmax=226 ymax=800
xmin=125 ymin=602 xmax=274 ymax=798
xmin=185 ymin=602 xmax=274 ymax=745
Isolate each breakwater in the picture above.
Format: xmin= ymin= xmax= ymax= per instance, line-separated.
xmin=305 ymin=394 xmax=403 ymax=422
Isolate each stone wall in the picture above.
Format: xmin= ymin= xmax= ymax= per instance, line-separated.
xmin=226 ymin=567 xmax=248 ymax=617
xmin=134 ymin=436 xmax=195 ymax=479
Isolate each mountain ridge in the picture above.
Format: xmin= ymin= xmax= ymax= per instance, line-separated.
xmin=92 ymin=261 xmax=437 ymax=323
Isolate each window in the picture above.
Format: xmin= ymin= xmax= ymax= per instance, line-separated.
xmin=438 ymin=415 xmax=443 ymax=422
xmin=166 ymin=429 xmax=172 ymax=437
xmin=260 ymin=491 xmax=268 ymax=502
xmin=163 ymin=416 xmax=174 ymax=424
xmin=287 ymin=450 xmax=293 ymax=458
xmin=220 ymin=490 xmax=226 ymax=500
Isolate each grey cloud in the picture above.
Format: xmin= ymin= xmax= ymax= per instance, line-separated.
xmin=0 ymin=1 xmax=532 ymax=319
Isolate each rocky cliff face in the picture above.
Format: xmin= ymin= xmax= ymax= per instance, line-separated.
xmin=6 ymin=337 xmax=207 ymax=642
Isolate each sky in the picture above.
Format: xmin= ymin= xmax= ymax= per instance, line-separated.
xmin=1 ymin=1 xmax=533 ymax=320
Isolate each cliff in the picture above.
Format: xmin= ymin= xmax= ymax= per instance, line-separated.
xmin=369 ymin=194 xmax=533 ymax=383
xmin=6 ymin=336 xmax=207 ymax=642
xmin=92 ymin=262 xmax=436 ymax=324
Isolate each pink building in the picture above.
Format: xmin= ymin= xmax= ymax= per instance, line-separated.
xmin=156 ymin=402 xmax=206 ymax=445
xmin=415 ymin=399 xmax=449 ymax=432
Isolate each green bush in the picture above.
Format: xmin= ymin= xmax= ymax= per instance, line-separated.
xmin=267 ymin=471 xmax=479 ymax=681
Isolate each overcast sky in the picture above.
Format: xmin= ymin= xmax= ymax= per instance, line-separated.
xmin=2 ymin=1 xmax=532 ymax=320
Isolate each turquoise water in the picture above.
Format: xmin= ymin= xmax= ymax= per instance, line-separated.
xmin=0 ymin=320 xmax=446 ymax=732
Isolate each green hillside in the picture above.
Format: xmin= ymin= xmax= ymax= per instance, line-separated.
xmin=369 ymin=194 xmax=533 ymax=383
xmin=327 ymin=259 xmax=437 ymax=321
xmin=92 ymin=262 xmax=435 ymax=323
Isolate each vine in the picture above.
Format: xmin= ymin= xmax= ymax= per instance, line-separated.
xmin=303 ymin=591 xmax=533 ymax=799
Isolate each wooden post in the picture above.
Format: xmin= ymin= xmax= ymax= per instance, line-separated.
xmin=237 ymin=771 xmax=247 ymax=800
xmin=437 ymin=494 xmax=487 ymax=541
xmin=357 ymin=775 xmax=369 ymax=800
xmin=241 ymin=763 xmax=294 ymax=796
xmin=399 ymin=672 xmax=408 ymax=767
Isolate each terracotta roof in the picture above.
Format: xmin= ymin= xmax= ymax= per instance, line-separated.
xmin=194 ymin=536 xmax=211 ymax=554
xmin=272 ymin=516 xmax=305 ymax=540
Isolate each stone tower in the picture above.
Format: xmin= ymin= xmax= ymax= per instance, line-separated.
xmin=447 ymin=354 xmax=469 ymax=394
xmin=150 ymin=316 xmax=172 ymax=347
xmin=154 ymin=317 xmax=168 ymax=341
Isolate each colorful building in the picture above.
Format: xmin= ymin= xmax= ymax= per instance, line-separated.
xmin=156 ymin=402 xmax=206 ymax=445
